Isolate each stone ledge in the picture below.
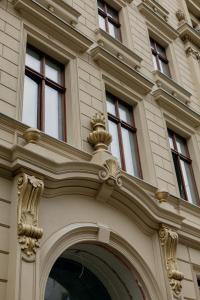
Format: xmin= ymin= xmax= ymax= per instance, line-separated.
xmin=178 ymin=23 xmax=200 ymax=49
xmin=153 ymin=70 xmax=192 ymax=105
xmin=14 ymin=0 xmax=93 ymax=52
xmin=138 ymin=0 xmax=178 ymax=43
xmin=186 ymin=0 xmax=200 ymax=18
xmin=90 ymin=45 xmax=154 ymax=96
xmin=95 ymin=28 xmax=142 ymax=69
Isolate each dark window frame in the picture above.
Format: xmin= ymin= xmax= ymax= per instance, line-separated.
xmin=150 ymin=38 xmax=171 ymax=77
xmin=168 ymin=129 xmax=199 ymax=204
xmin=98 ymin=0 xmax=122 ymax=41
xmin=107 ymin=92 xmax=142 ymax=178
xmin=24 ymin=45 xmax=66 ymax=141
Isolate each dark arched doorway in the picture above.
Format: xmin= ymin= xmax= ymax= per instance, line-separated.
xmin=44 ymin=243 xmax=147 ymax=300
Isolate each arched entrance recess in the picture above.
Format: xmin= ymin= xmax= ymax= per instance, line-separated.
xmin=44 ymin=242 xmax=147 ymax=300
xmin=40 ymin=224 xmax=162 ymax=300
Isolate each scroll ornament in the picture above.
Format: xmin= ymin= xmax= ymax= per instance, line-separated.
xmin=159 ymin=224 xmax=184 ymax=297
xmin=17 ymin=174 xmax=44 ymax=257
xmin=87 ymin=113 xmax=112 ymax=152
xmin=99 ymin=158 xmax=122 ymax=187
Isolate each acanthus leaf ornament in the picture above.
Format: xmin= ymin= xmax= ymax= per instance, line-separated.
xmin=159 ymin=224 xmax=184 ymax=298
xmin=17 ymin=173 xmax=44 ymax=258
xmin=99 ymin=159 xmax=122 ymax=187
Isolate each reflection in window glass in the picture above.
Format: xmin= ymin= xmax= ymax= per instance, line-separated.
xmin=180 ymin=160 xmax=197 ymax=204
xmin=45 ymin=59 xmax=62 ymax=84
xmin=119 ymin=103 xmax=133 ymax=125
xmin=121 ymin=127 xmax=139 ymax=176
xmin=22 ymin=76 xmax=38 ymax=128
xmin=45 ymin=85 xmax=62 ymax=139
xmin=25 ymin=48 xmax=40 ymax=72
xmin=98 ymin=14 xmax=106 ymax=31
xmin=106 ymin=96 xmax=116 ymax=115
xmin=108 ymin=120 xmax=121 ymax=166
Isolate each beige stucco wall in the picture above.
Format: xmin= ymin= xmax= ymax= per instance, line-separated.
xmin=0 ymin=0 xmax=200 ymax=299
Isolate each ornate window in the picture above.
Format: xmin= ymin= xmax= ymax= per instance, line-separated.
xmin=97 ymin=0 xmax=121 ymax=41
xmin=106 ymin=92 xmax=142 ymax=177
xmin=168 ymin=130 xmax=199 ymax=204
xmin=22 ymin=46 xmax=66 ymax=140
xmin=150 ymin=38 xmax=171 ymax=77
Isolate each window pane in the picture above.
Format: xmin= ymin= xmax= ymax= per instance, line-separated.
xmin=121 ymin=128 xmax=139 ymax=177
xmin=152 ymin=54 xmax=158 ymax=70
xmin=26 ymin=48 xmax=41 ymax=72
xmin=159 ymin=60 xmax=171 ymax=77
xmin=176 ymin=136 xmax=187 ymax=156
xmin=98 ymin=14 xmax=106 ymax=31
xmin=172 ymin=153 xmax=187 ymax=200
xmin=108 ymin=120 xmax=121 ymax=166
xmin=156 ymin=44 xmax=166 ymax=58
xmin=106 ymin=95 xmax=116 ymax=115
xmin=108 ymin=21 xmax=119 ymax=39
xmin=45 ymin=85 xmax=62 ymax=139
xmin=45 ymin=59 xmax=62 ymax=84
xmin=107 ymin=6 xmax=119 ymax=21
xmin=180 ymin=160 xmax=198 ymax=204
xmin=168 ymin=133 xmax=174 ymax=150
xmin=22 ymin=76 xmax=38 ymax=128
xmin=119 ymin=103 xmax=133 ymax=125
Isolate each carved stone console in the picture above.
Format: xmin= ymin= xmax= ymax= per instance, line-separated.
xmin=159 ymin=224 xmax=184 ymax=298
xmin=17 ymin=173 xmax=44 ymax=258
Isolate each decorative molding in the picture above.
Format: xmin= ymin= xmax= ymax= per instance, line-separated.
xmin=99 ymin=159 xmax=122 ymax=187
xmin=155 ymin=190 xmax=169 ymax=203
xmin=104 ymin=0 xmax=133 ymax=9
xmin=13 ymin=0 xmax=93 ymax=53
xmin=178 ymin=23 xmax=200 ymax=49
xmin=159 ymin=224 xmax=184 ymax=297
xmin=95 ymin=28 xmax=142 ymax=70
xmin=138 ymin=0 xmax=178 ymax=43
xmin=153 ymin=70 xmax=192 ymax=105
xmin=185 ymin=46 xmax=200 ymax=60
xmin=23 ymin=128 xmax=41 ymax=144
xmin=175 ymin=10 xmax=186 ymax=22
xmin=153 ymin=88 xmax=200 ymax=128
xmin=17 ymin=173 xmax=44 ymax=258
xmin=90 ymin=46 xmax=154 ymax=96
xmin=87 ymin=113 xmax=112 ymax=152
xmin=185 ymin=0 xmax=200 ymax=18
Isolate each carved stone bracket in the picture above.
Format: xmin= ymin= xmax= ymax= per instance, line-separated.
xmin=87 ymin=113 xmax=112 ymax=152
xmin=17 ymin=173 xmax=44 ymax=258
xmin=96 ymin=159 xmax=122 ymax=201
xmin=186 ymin=46 xmax=200 ymax=61
xmin=176 ymin=10 xmax=185 ymax=22
xmin=159 ymin=224 xmax=184 ymax=298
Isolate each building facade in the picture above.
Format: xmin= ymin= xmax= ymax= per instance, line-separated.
xmin=0 ymin=0 xmax=200 ymax=299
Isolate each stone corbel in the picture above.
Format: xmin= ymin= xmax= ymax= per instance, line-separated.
xmin=186 ymin=46 xmax=200 ymax=61
xmin=17 ymin=173 xmax=44 ymax=259
xmin=159 ymin=224 xmax=184 ymax=298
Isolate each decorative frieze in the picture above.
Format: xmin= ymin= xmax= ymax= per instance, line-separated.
xmin=17 ymin=173 xmax=44 ymax=258
xmin=159 ymin=224 xmax=184 ymax=298
xmin=87 ymin=113 xmax=112 ymax=152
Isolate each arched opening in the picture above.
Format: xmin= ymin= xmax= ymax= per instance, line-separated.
xmin=44 ymin=242 xmax=148 ymax=300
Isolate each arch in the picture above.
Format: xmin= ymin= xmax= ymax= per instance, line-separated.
xmin=40 ymin=222 xmax=163 ymax=300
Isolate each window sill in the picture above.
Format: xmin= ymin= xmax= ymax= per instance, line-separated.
xmin=152 ymin=88 xmax=200 ymax=129
xmin=95 ymin=28 xmax=142 ymax=70
xmin=153 ymin=70 xmax=191 ymax=104
xmin=178 ymin=22 xmax=200 ymax=49
xmin=14 ymin=0 xmax=93 ymax=52
xmin=138 ymin=0 xmax=178 ymax=43
xmin=90 ymin=45 xmax=154 ymax=96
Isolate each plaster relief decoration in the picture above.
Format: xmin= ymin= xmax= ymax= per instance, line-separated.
xmin=88 ymin=113 xmax=112 ymax=152
xmin=17 ymin=173 xmax=44 ymax=258
xmin=159 ymin=224 xmax=184 ymax=298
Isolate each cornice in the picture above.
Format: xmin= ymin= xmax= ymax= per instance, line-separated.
xmin=138 ymin=0 xmax=178 ymax=43
xmin=152 ymin=88 xmax=200 ymax=128
xmin=185 ymin=0 xmax=200 ymax=18
xmin=153 ymin=70 xmax=192 ymax=104
xmin=90 ymin=45 xmax=154 ymax=96
xmin=95 ymin=28 xmax=142 ymax=69
xmin=178 ymin=22 xmax=200 ymax=49
xmin=104 ymin=0 xmax=133 ymax=10
xmin=13 ymin=0 xmax=93 ymax=52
